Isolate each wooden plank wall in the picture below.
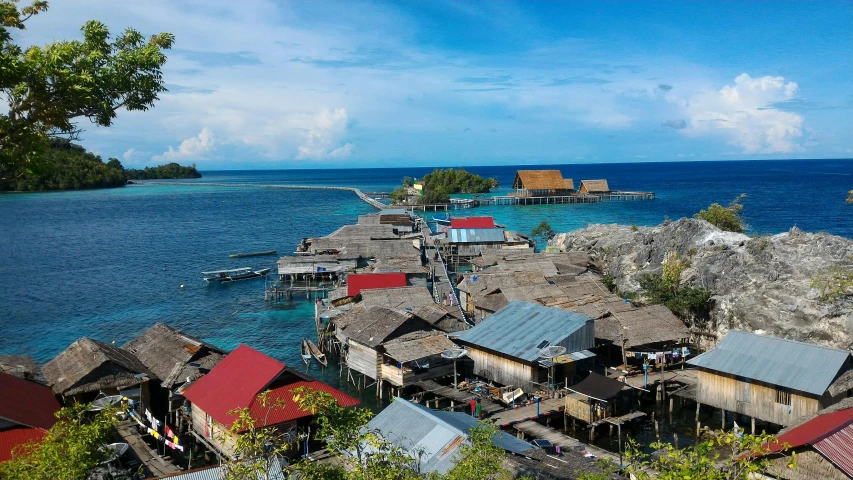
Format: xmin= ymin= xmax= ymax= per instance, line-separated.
xmin=347 ymin=341 xmax=379 ymax=380
xmin=696 ymin=371 xmax=819 ymax=426
xmin=190 ymin=405 xmax=239 ymax=458
xmin=469 ymin=348 xmax=537 ymax=392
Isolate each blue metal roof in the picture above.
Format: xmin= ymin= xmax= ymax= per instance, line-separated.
xmin=159 ymin=458 xmax=287 ymax=479
xmin=451 ymin=301 xmax=594 ymax=362
xmin=687 ymin=330 xmax=851 ymax=396
xmin=447 ymin=228 xmax=506 ymax=244
xmin=365 ymin=398 xmax=533 ymax=475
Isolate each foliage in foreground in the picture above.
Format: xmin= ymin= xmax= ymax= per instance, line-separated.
xmin=638 ymin=251 xmax=712 ymax=323
xmin=226 ymin=387 xmax=519 ymax=480
xmin=694 ymin=194 xmax=747 ymax=233
xmin=0 ymin=403 xmax=118 ymax=480
xmin=0 ymin=0 xmax=173 ymax=184
xmin=625 ymin=430 xmax=795 ymax=479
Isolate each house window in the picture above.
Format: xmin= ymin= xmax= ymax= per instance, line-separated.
xmin=775 ymin=388 xmax=792 ymax=406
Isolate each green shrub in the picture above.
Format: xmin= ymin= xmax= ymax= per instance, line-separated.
xmin=810 ymin=267 xmax=853 ymax=302
xmin=694 ymin=194 xmax=747 ymax=232
xmin=630 ymin=224 xmax=639 ymax=232
xmin=638 ymin=251 xmax=712 ymax=322
xmin=602 ymin=275 xmax=616 ymax=292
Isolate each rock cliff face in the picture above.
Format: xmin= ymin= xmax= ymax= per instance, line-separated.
xmin=552 ymin=218 xmax=853 ymax=349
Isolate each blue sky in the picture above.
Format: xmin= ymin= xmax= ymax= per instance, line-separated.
xmin=13 ymin=1 xmax=853 ymax=168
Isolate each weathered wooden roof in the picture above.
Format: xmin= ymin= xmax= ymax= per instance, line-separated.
xmin=43 ymin=337 xmax=153 ymax=396
xmin=339 ymin=306 xmax=431 ymax=348
xmin=121 ymin=323 xmax=227 ymax=388
xmin=0 ymin=355 xmax=42 ymax=382
xmin=580 ymin=179 xmax=610 ymax=192
xmin=594 ymin=304 xmax=690 ymax=348
xmin=513 ymin=170 xmax=567 ymax=190
xmin=382 ymin=331 xmax=458 ymax=363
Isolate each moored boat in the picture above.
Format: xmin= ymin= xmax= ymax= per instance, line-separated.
xmin=229 ymin=250 xmax=278 ymax=258
xmin=304 ymin=338 xmax=327 ymax=366
xmin=301 ymin=339 xmax=312 ymax=366
xmin=433 ymin=213 xmax=452 ymax=226
xmin=203 ymin=267 xmax=271 ymax=283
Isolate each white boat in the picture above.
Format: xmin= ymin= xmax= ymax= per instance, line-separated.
xmin=203 ymin=267 xmax=271 ymax=283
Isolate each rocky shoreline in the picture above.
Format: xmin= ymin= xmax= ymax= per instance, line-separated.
xmin=551 ymin=218 xmax=853 ymax=350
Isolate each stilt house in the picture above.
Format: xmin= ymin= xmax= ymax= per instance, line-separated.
xmin=181 ymin=344 xmax=358 ymax=459
xmin=451 ymin=301 xmax=596 ymax=393
xmin=121 ymin=323 xmax=227 ymax=422
xmin=43 ymin=337 xmax=154 ymax=411
xmin=579 ymin=180 xmax=610 ymax=194
xmin=512 ymin=170 xmax=572 ymax=197
xmin=687 ymin=330 xmax=853 ymax=427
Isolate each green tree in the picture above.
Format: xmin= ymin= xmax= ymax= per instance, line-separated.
xmin=0 ymin=0 xmax=174 ymax=183
xmin=220 ymin=391 xmax=294 ymax=480
xmin=809 ymin=266 xmax=853 ymax=302
xmin=402 ymin=176 xmax=413 ymax=187
xmin=694 ymin=194 xmax=747 ymax=233
xmin=638 ymin=251 xmax=712 ymax=322
xmin=125 ymin=162 xmax=201 ymax=180
xmin=421 ymin=186 xmax=450 ymax=204
xmin=4 ymin=139 xmax=127 ymax=191
xmin=530 ymin=220 xmax=556 ymax=249
xmin=0 ymin=403 xmax=117 ymax=480
xmin=625 ymin=430 xmax=795 ymax=479
xmin=391 ymin=186 xmax=409 ymax=204
xmin=443 ymin=424 xmax=513 ymax=480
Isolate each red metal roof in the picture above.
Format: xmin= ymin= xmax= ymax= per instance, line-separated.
xmin=450 ymin=217 xmax=495 ymax=229
xmin=347 ymin=272 xmax=407 ymax=297
xmin=767 ymin=407 xmax=853 ymax=477
xmin=0 ymin=372 xmax=60 ymax=430
xmin=0 ymin=426 xmax=47 ymax=463
xmin=182 ymin=344 xmax=358 ymax=431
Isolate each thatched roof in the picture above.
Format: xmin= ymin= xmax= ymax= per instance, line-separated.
xmin=457 ymin=271 xmax=547 ymax=296
xmin=765 ymin=449 xmax=850 ymax=480
xmin=338 ymin=306 xmax=432 ymax=348
xmin=594 ymin=304 xmax=690 ymax=348
xmin=513 ymin=170 xmax=567 ymax=190
xmin=382 ymin=331 xmax=458 ymax=363
xmin=580 ymin=179 xmax=610 ymax=192
xmin=828 ymin=370 xmax=853 ymax=397
xmin=0 ymin=355 xmax=42 ymax=382
xmin=472 ymin=251 xmax=589 ymax=277
xmin=121 ymin=323 xmax=227 ymax=388
xmin=563 ymin=178 xmax=575 ymax=190
xmin=43 ymin=338 xmax=153 ymax=396
xmin=355 ymin=286 xmax=467 ymax=333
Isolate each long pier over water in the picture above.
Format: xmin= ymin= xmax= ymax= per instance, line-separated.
xmin=142 ymin=181 xmax=654 ymax=211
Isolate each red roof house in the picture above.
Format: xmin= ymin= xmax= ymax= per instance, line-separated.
xmin=182 ymin=345 xmax=358 ymax=458
xmin=760 ymin=405 xmax=853 ymax=479
xmin=450 ymin=217 xmax=496 ymax=229
xmin=346 ymin=272 xmax=408 ymax=297
xmin=0 ymin=372 xmax=61 ymax=463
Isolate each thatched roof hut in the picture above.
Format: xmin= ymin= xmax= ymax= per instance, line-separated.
xmin=579 ymin=179 xmax=610 ymax=193
xmin=121 ymin=323 xmax=227 ymax=388
xmin=512 ymin=170 xmax=568 ymax=192
xmin=594 ymin=304 xmax=690 ymax=348
xmin=43 ymin=337 xmax=152 ymax=397
xmin=0 ymin=354 xmax=42 ymax=382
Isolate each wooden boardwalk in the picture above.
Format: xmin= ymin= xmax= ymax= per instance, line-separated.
xmin=116 ymin=420 xmax=181 ymax=477
xmin=415 ymin=380 xmax=502 ymax=414
xmin=488 ymin=397 xmax=565 ymax=428
xmin=513 ymin=421 xmax=620 ymax=464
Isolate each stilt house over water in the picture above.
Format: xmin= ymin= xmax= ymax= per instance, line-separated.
xmin=43 ymin=337 xmax=154 ymax=411
xmin=512 ymin=170 xmax=573 ymax=197
xmin=579 ymin=180 xmax=610 ymax=194
xmin=687 ymin=330 xmax=853 ymax=427
xmin=181 ymin=344 xmax=358 ymax=459
xmin=451 ymin=301 xmax=596 ymax=393
xmin=121 ymin=323 xmax=227 ymax=423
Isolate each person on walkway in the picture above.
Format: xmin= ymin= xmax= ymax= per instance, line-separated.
xmin=475 ymin=398 xmax=481 ymax=418
xmin=470 ymin=398 xmax=477 ymax=417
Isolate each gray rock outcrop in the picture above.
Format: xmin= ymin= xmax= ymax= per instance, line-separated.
xmin=552 ymin=218 xmax=853 ymax=349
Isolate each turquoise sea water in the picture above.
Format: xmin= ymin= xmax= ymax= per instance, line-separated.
xmin=0 ymin=159 xmax=851 ymax=407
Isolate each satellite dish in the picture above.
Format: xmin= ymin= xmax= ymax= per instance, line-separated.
xmin=538 ymin=345 xmax=567 ymax=359
xmin=441 ymin=348 xmax=468 ymax=359
xmin=88 ymin=395 xmax=124 ymax=412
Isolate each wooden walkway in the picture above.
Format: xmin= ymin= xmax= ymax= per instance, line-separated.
xmin=488 ymin=397 xmax=565 ymax=428
xmin=415 ymin=380 xmax=502 ymax=414
xmin=513 ymin=421 xmax=619 ymax=464
xmin=116 ymin=420 xmax=181 ymax=477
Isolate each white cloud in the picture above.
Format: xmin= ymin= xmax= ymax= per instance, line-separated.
xmin=296 ymin=108 xmax=355 ymax=160
xmin=153 ymin=128 xmax=215 ymax=162
xmin=682 ymin=73 xmax=803 ymax=153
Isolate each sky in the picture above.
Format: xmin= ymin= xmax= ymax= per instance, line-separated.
xmin=11 ymin=1 xmax=853 ymax=169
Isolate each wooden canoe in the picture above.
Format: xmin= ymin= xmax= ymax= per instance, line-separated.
xmin=301 ymin=339 xmax=312 ymax=366
xmin=305 ymin=339 xmax=327 ymax=366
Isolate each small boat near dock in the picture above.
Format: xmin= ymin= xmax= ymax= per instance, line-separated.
xmin=229 ymin=250 xmax=278 ymax=258
xmin=301 ymin=339 xmax=312 ymax=366
xmin=433 ymin=213 xmax=452 ymax=226
xmin=302 ymin=338 xmax=327 ymax=366
xmin=203 ymin=267 xmax=271 ymax=283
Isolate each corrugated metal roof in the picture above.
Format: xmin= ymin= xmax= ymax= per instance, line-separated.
xmin=365 ymin=398 xmax=533 ymax=475
xmin=0 ymin=372 xmax=60 ymax=430
xmin=687 ymin=330 xmax=851 ymax=396
xmin=451 ymin=301 xmax=594 ymax=362
xmin=0 ymin=427 xmax=47 ymax=463
xmin=447 ymin=228 xmax=506 ymax=244
xmin=450 ymin=217 xmax=496 ymax=229
xmin=765 ymin=407 xmax=853 ymax=478
xmin=155 ymin=458 xmax=287 ymax=479
xmin=814 ymin=422 xmax=853 ymax=478
xmin=347 ymin=272 xmax=408 ymax=297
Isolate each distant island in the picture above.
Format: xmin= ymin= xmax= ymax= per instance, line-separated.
xmin=393 ymin=168 xmax=498 ymax=204
xmin=1 ymin=140 xmax=201 ymax=192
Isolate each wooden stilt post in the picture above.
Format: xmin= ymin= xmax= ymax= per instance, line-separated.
xmin=721 ymin=409 xmax=726 ymax=430
xmin=696 ymin=402 xmax=701 ymax=422
xmin=751 ymin=417 xmax=756 ymax=434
